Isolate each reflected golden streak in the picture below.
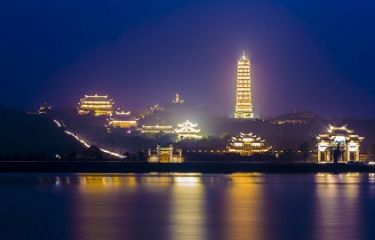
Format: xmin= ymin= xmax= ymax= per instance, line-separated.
xmin=170 ymin=175 xmax=206 ymax=240
xmin=225 ymin=174 xmax=264 ymax=240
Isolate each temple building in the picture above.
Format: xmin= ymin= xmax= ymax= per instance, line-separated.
xmin=107 ymin=111 xmax=138 ymax=129
xmin=38 ymin=103 xmax=52 ymax=114
xmin=78 ymin=94 xmax=114 ymax=116
xmin=147 ymin=144 xmax=184 ymax=163
xmin=175 ymin=120 xmax=202 ymax=140
xmin=234 ymin=51 xmax=254 ymax=119
xmin=227 ymin=132 xmax=271 ymax=155
xmin=317 ymin=125 xmax=364 ymax=163
xmin=172 ymin=92 xmax=184 ymax=104
xmin=140 ymin=124 xmax=175 ymax=134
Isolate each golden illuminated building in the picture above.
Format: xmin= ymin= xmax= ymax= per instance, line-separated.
xmin=234 ymin=51 xmax=254 ymax=119
xmin=317 ymin=125 xmax=364 ymax=162
xmin=172 ymin=92 xmax=184 ymax=104
xmin=78 ymin=94 xmax=114 ymax=116
xmin=107 ymin=111 xmax=138 ymax=128
xmin=227 ymin=132 xmax=271 ymax=155
xmin=140 ymin=124 xmax=175 ymax=134
xmin=38 ymin=103 xmax=52 ymax=114
xmin=147 ymin=144 xmax=184 ymax=163
xmin=175 ymin=120 xmax=202 ymax=140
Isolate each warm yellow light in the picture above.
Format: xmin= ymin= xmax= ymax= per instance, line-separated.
xmin=234 ymin=51 xmax=254 ymax=119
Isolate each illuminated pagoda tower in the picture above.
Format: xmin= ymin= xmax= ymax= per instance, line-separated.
xmin=147 ymin=144 xmax=184 ymax=163
xmin=78 ymin=94 xmax=114 ymax=116
xmin=107 ymin=110 xmax=138 ymax=129
xmin=227 ymin=132 xmax=271 ymax=155
xmin=234 ymin=51 xmax=254 ymax=119
xmin=175 ymin=120 xmax=202 ymax=140
xmin=317 ymin=125 xmax=364 ymax=163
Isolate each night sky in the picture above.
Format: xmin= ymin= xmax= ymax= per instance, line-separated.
xmin=1 ymin=0 xmax=374 ymax=117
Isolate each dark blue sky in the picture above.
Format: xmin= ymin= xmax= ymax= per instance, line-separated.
xmin=1 ymin=0 xmax=374 ymax=117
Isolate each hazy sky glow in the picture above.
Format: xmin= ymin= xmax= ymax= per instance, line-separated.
xmin=1 ymin=0 xmax=374 ymax=117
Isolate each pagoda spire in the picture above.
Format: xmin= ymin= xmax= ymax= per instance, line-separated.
xmin=241 ymin=50 xmax=247 ymax=60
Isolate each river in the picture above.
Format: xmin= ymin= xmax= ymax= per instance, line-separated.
xmin=0 ymin=173 xmax=374 ymax=240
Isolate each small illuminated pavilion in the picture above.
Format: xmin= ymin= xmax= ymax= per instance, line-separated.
xmin=38 ymin=103 xmax=52 ymax=114
xmin=175 ymin=120 xmax=202 ymax=140
xmin=78 ymin=94 xmax=114 ymax=116
xmin=147 ymin=144 xmax=184 ymax=163
xmin=172 ymin=92 xmax=184 ymax=104
xmin=107 ymin=111 xmax=138 ymax=128
xmin=317 ymin=125 xmax=364 ymax=162
xmin=140 ymin=124 xmax=175 ymax=134
xmin=227 ymin=132 xmax=271 ymax=155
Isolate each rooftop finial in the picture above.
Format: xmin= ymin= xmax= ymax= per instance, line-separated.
xmin=241 ymin=50 xmax=247 ymax=60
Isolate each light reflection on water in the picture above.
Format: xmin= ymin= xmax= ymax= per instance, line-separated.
xmin=0 ymin=173 xmax=375 ymax=240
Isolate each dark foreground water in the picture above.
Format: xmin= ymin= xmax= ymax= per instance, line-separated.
xmin=0 ymin=173 xmax=375 ymax=240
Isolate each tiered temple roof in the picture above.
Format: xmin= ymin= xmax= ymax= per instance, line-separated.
xmin=107 ymin=111 xmax=138 ymax=128
xmin=227 ymin=132 xmax=271 ymax=155
xmin=317 ymin=125 xmax=364 ymax=162
xmin=175 ymin=120 xmax=202 ymax=140
xmin=78 ymin=94 xmax=114 ymax=116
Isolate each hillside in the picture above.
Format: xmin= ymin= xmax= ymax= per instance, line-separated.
xmin=47 ymin=105 xmax=375 ymax=153
xmin=0 ymin=107 xmax=84 ymax=159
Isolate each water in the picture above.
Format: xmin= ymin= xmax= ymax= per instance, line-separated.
xmin=0 ymin=173 xmax=375 ymax=240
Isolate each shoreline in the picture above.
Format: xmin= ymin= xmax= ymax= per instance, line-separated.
xmin=0 ymin=161 xmax=374 ymax=173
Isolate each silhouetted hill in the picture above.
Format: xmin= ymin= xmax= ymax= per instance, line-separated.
xmin=47 ymin=106 xmax=375 ymax=154
xmin=271 ymin=111 xmax=327 ymax=124
xmin=0 ymin=107 xmax=84 ymax=159
xmin=139 ymin=102 xmax=216 ymax=129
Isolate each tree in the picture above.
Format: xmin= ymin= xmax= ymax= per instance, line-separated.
xmin=137 ymin=151 xmax=146 ymax=161
xmin=298 ymin=141 xmax=311 ymax=161
xmin=333 ymin=142 xmax=342 ymax=164
xmin=368 ymin=144 xmax=375 ymax=161
xmin=84 ymin=145 xmax=102 ymax=159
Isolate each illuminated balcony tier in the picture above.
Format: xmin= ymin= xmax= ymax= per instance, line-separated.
xmin=227 ymin=132 xmax=271 ymax=156
xmin=140 ymin=124 xmax=175 ymax=134
xmin=317 ymin=125 xmax=364 ymax=163
xmin=78 ymin=94 xmax=114 ymax=116
xmin=107 ymin=111 xmax=138 ymax=128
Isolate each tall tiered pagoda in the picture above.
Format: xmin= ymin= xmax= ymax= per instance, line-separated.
xmin=234 ymin=51 xmax=254 ymax=119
